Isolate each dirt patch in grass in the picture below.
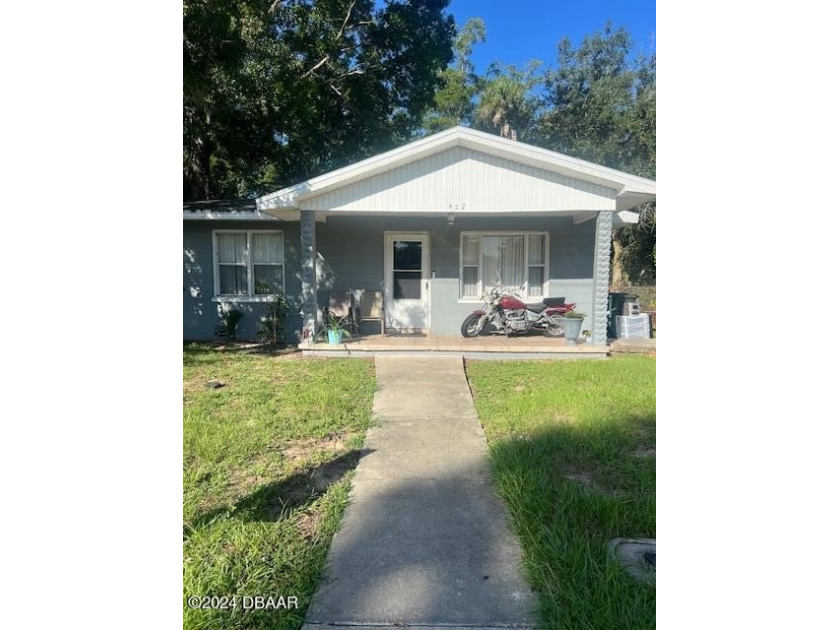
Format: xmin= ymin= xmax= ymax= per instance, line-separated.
xmin=225 ymin=449 xmax=365 ymax=523
xmin=295 ymin=509 xmax=324 ymax=541
xmin=310 ymin=454 xmax=360 ymax=492
xmin=281 ymin=436 xmax=348 ymax=462
xmin=550 ymin=409 xmax=576 ymax=424
xmin=562 ymin=466 xmax=626 ymax=497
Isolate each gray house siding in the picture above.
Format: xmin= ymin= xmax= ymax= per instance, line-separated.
xmin=184 ymin=215 xmax=597 ymax=341
xmin=316 ymin=215 xmax=596 ymax=336
xmin=183 ymin=221 xmax=302 ymax=342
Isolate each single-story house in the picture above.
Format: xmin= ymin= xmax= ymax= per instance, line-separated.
xmin=183 ymin=126 xmax=656 ymax=347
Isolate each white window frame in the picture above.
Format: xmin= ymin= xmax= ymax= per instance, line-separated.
xmin=211 ymin=229 xmax=285 ymax=302
xmin=458 ymin=231 xmax=550 ymax=302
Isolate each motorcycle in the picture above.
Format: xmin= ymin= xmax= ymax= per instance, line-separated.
xmin=460 ymin=285 xmax=576 ymax=338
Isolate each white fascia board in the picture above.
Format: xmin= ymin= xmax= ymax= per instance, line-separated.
xmin=257 ymin=126 xmax=656 ymax=211
xmin=616 ymin=191 xmax=656 ymax=211
xmin=614 ymin=211 xmax=640 ymax=226
xmin=183 ymin=211 xmax=280 ymax=221
xmin=182 ymin=210 xmax=327 ymax=223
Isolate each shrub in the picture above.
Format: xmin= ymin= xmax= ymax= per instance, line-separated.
xmin=258 ymin=294 xmax=290 ymax=347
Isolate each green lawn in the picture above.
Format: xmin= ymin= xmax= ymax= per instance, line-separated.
xmin=467 ymin=356 xmax=656 ymax=630
xmin=183 ymin=345 xmax=376 ymax=630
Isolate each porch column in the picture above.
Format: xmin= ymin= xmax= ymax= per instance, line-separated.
xmin=591 ymin=210 xmax=612 ymax=346
xmin=300 ymin=210 xmax=318 ymax=343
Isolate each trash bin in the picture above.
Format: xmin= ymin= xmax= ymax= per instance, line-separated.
xmin=608 ymin=293 xmax=640 ymax=338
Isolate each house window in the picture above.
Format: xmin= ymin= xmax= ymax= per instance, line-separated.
xmin=214 ymin=231 xmax=284 ymax=297
xmin=460 ymin=232 xmax=548 ymax=299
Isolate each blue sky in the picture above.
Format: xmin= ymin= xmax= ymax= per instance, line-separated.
xmin=446 ymin=0 xmax=656 ymax=72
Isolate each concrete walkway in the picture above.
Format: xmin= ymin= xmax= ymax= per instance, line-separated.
xmin=303 ymin=356 xmax=536 ymax=630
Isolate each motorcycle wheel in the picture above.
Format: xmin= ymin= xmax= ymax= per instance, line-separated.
xmin=544 ymin=315 xmax=565 ymax=337
xmin=461 ymin=314 xmax=486 ymax=338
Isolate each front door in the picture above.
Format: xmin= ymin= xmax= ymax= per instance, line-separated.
xmin=384 ymin=233 xmax=429 ymax=333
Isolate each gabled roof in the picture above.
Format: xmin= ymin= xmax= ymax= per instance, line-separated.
xmin=257 ymin=126 xmax=655 ymax=213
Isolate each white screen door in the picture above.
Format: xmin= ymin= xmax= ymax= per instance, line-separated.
xmin=384 ymin=233 xmax=429 ymax=332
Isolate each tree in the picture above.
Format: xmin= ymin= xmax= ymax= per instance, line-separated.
xmin=184 ymin=0 xmax=456 ymax=200
xmin=537 ymin=24 xmax=656 ymax=283
xmin=474 ymin=61 xmax=541 ymax=140
xmin=421 ymin=17 xmax=486 ymax=133
xmin=183 ymin=0 xmax=284 ymax=200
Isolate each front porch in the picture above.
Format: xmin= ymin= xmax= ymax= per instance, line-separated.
xmin=299 ymin=334 xmax=610 ymax=360
xmin=252 ymin=127 xmax=656 ymax=351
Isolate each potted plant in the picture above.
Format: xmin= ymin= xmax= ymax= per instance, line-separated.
xmin=323 ymin=313 xmax=352 ymax=346
xmin=560 ymin=310 xmax=587 ymax=346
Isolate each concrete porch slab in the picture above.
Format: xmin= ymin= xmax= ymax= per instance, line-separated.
xmin=299 ymin=334 xmax=609 ymax=360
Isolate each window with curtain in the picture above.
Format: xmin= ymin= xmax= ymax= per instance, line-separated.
xmin=460 ymin=233 xmax=547 ymax=299
xmin=214 ymin=231 xmax=284 ymax=297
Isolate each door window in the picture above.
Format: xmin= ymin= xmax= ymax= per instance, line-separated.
xmin=393 ymin=240 xmax=422 ymax=299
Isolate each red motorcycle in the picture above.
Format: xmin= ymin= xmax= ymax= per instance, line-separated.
xmin=460 ymin=285 xmax=576 ymax=338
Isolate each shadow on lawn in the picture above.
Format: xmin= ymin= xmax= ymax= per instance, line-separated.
xmin=186 ymin=448 xmax=374 ymax=534
xmin=183 ymin=341 xmax=299 ymax=361
xmin=484 ymin=418 xmax=656 ymax=627
xmin=488 ymin=413 xmax=656 ymax=502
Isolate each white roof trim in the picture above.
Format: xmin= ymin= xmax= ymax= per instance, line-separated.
xmin=183 ymin=211 xmax=280 ymax=221
xmin=614 ymin=211 xmax=640 ymax=227
xmin=183 ymin=210 xmax=328 ymax=222
xmin=257 ymin=126 xmax=656 ymax=213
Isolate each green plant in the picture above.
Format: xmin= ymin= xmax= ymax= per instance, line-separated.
xmin=561 ymin=310 xmax=587 ymax=319
xmin=220 ymin=308 xmax=244 ymax=340
xmin=322 ymin=313 xmax=353 ymax=340
xmin=258 ymin=293 xmax=289 ymax=347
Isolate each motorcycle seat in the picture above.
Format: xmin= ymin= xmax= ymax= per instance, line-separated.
xmin=543 ymin=297 xmax=566 ymax=307
xmin=525 ymin=303 xmax=547 ymax=312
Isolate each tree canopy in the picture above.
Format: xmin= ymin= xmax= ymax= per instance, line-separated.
xmin=184 ymin=0 xmax=455 ymax=201
xmin=420 ymin=17 xmax=485 ymax=133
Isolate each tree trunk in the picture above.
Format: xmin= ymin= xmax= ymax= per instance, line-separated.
xmin=184 ymin=135 xmax=213 ymax=201
xmin=610 ymin=230 xmax=629 ymax=289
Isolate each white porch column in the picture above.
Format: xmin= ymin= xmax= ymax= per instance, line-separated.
xmin=592 ymin=211 xmax=612 ymax=346
xmin=300 ymin=210 xmax=318 ymax=342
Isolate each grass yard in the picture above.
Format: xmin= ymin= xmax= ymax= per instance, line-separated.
xmin=183 ymin=345 xmax=376 ymax=630
xmin=467 ymin=356 xmax=656 ymax=630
